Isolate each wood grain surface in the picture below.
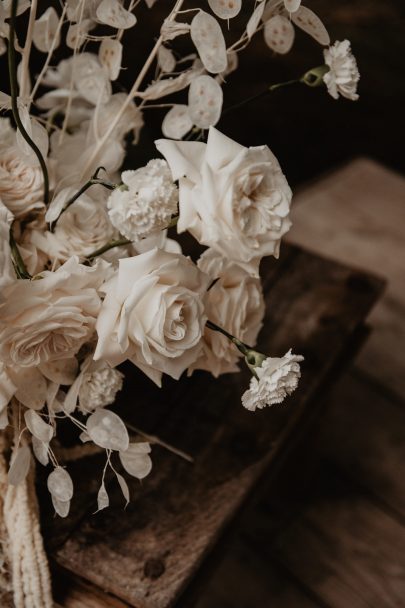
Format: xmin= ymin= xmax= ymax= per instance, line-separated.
xmin=42 ymin=243 xmax=382 ymax=608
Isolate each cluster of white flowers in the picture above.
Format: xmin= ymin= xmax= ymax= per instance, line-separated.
xmin=0 ymin=0 xmax=359 ymax=532
xmin=107 ymin=160 xmax=178 ymax=241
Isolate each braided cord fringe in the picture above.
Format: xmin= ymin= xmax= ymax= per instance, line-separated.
xmin=1 ymin=431 xmax=53 ymax=608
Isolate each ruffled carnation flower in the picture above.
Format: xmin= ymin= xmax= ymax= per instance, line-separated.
xmin=107 ymin=160 xmax=178 ymax=241
xmin=242 ymin=350 xmax=303 ymax=411
xmin=78 ymin=364 xmax=124 ymax=413
xmin=156 ymin=127 xmax=292 ymax=276
xmin=323 ymin=40 xmax=360 ymax=101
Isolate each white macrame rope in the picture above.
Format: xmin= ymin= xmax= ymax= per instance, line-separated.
xmin=0 ymin=410 xmax=53 ymax=608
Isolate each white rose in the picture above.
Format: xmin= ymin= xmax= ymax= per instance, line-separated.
xmin=156 ymin=127 xmax=292 ymax=276
xmin=0 ymin=118 xmax=45 ymax=218
xmin=189 ymin=250 xmax=265 ymax=377
xmin=32 ymin=189 xmax=115 ymax=263
xmin=323 ymin=40 xmax=360 ymax=101
xmin=94 ymin=248 xmax=210 ymax=386
xmin=0 ymin=256 xmax=109 ymax=368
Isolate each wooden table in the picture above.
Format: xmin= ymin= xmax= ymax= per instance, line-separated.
xmin=40 ymin=242 xmax=383 ymax=608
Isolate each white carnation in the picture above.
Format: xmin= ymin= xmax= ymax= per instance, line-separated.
xmin=323 ymin=40 xmax=360 ymax=101
xmin=242 ymin=350 xmax=303 ymax=412
xmin=107 ymin=159 xmax=178 ymax=241
xmin=78 ymin=365 xmax=124 ymax=413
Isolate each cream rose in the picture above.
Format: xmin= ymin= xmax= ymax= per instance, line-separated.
xmin=0 ymin=198 xmax=15 ymax=288
xmin=0 ymin=118 xmax=45 ymax=218
xmin=0 ymin=256 xmax=109 ymax=368
xmin=94 ymin=248 xmax=210 ymax=386
xmin=189 ymin=250 xmax=265 ymax=377
xmin=32 ymin=189 xmax=115 ymax=263
xmin=156 ymin=127 xmax=292 ymax=276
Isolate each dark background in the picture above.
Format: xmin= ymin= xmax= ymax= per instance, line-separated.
xmin=2 ymin=0 xmax=404 ymax=188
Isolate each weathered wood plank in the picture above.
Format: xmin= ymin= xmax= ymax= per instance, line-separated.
xmin=192 ymin=536 xmax=320 ymax=608
xmin=50 ymin=244 xmax=382 ymax=608
xmin=288 ymin=158 xmax=405 ymax=397
xmin=273 ymin=470 xmax=405 ymax=608
xmin=315 ymin=370 xmax=405 ymax=519
xmin=53 ymin=567 xmax=130 ymax=608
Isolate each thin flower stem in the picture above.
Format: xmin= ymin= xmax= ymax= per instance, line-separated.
xmin=9 ymin=226 xmax=31 ymax=279
xmin=19 ymin=0 xmax=37 ymax=99
xmin=29 ymin=3 xmax=68 ymax=105
xmin=125 ymin=422 xmax=194 ymax=463
xmin=222 ymin=79 xmax=299 ymax=117
xmin=8 ymin=0 xmax=50 ymax=206
xmin=86 ymin=238 xmax=132 ymax=261
xmin=59 ymin=0 xmax=85 ymax=144
xmin=79 ymin=0 xmax=186 ymax=180
xmin=86 ymin=215 xmax=178 ymax=260
xmin=206 ymin=320 xmax=251 ymax=357
xmin=50 ymin=167 xmax=117 ymax=231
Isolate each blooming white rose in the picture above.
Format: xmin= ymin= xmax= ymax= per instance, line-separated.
xmin=189 ymin=250 xmax=265 ymax=377
xmin=32 ymin=189 xmax=115 ymax=263
xmin=107 ymin=160 xmax=178 ymax=241
xmin=156 ymin=127 xmax=292 ymax=276
xmin=0 ymin=256 xmax=109 ymax=368
xmin=242 ymin=350 xmax=303 ymax=411
xmin=94 ymin=248 xmax=210 ymax=386
xmin=323 ymin=40 xmax=360 ymax=101
xmin=0 ymin=118 xmax=45 ymax=218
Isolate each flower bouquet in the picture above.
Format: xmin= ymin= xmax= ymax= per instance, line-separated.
xmin=0 ymin=0 xmax=359 ymax=605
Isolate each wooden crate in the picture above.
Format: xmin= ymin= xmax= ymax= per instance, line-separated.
xmin=40 ymin=243 xmax=383 ymax=608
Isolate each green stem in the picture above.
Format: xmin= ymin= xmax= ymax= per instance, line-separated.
xmin=8 ymin=0 xmax=50 ymax=206
xmin=222 ymin=79 xmax=299 ymax=117
xmin=206 ymin=320 xmax=250 ymax=356
xmin=9 ymin=225 xmax=31 ymax=279
xmin=86 ymin=238 xmax=132 ymax=261
xmin=85 ymin=215 xmax=178 ymax=261
xmin=50 ymin=168 xmax=117 ymax=231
